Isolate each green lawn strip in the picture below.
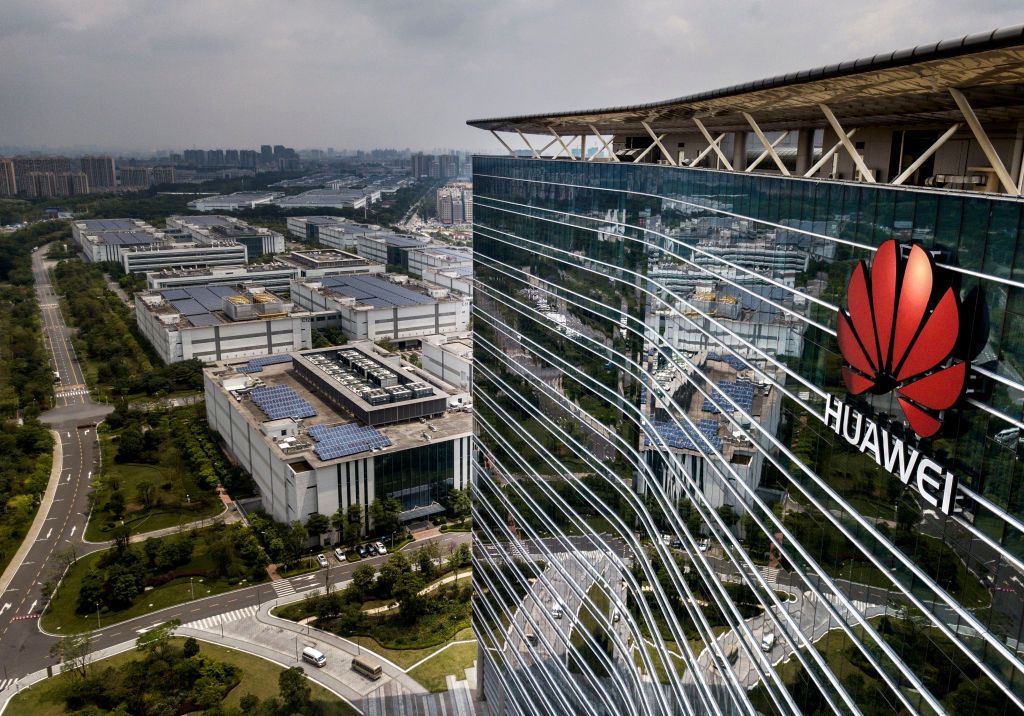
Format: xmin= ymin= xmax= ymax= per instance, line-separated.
xmin=6 ymin=637 xmax=357 ymax=716
xmin=86 ymin=435 xmax=221 ymax=542
xmin=407 ymin=642 xmax=478 ymax=692
xmin=342 ymin=627 xmax=475 ymax=670
xmin=43 ymin=538 xmax=263 ymax=634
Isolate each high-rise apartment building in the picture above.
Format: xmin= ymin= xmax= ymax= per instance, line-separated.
xmin=118 ymin=167 xmax=151 ymax=190
xmin=151 ymin=166 xmax=176 ymax=185
xmin=12 ymin=157 xmax=71 ymax=193
xmin=0 ymin=159 xmax=16 ymax=197
xmin=436 ymin=184 xmax=473 ymax=225
xmin=469 ymin=28 xmax=1024 ymax=716
xmin=411 ymin=152 xmax=434 ymax=178
xmin=80 ymin=155 xmax=116 ymax=190
xmin=261 ymin=145 xmax=273 ymax=164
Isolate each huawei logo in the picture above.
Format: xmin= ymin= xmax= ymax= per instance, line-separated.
xmin=837 ymin=240 xmax=967 ymax=438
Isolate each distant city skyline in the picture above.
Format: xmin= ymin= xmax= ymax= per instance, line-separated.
xmin=2 ymin=1 xmax=1023 ymax=152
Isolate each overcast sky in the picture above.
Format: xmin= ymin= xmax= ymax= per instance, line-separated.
xmin=1 ymin=0 xmax=1022 ymax=154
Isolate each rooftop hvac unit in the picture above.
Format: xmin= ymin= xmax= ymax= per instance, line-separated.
xmin=387 ymin=386 xmax=413 ymax=402
xmin=407 ymin=382 xmax=434 ymax=398
xmin=365 ymin=388 xmax=389 ymax=405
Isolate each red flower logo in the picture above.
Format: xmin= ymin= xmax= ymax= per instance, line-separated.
xmin=837 ymin=239 xmax=966 ymax=438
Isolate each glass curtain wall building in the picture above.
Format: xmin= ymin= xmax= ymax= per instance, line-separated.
xmin=469 ymin=28 xmax=1024 ymax=716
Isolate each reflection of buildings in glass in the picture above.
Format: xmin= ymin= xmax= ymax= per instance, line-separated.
xmin=470 ymin=28 xmax=1024 ymax=716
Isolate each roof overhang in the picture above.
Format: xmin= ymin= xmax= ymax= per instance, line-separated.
xmin=468 ymin=26 xmax=1024 ymax=135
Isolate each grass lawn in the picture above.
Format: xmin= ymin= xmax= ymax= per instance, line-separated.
xmin=86 ymin=435 xmax=222 ymax=542
xmin=345 ymin=627 xmax=475 ymax=669
xmin=407 ymin=642 xmax=478 ymax=692
xmin=42 ymin=538 xmax=264 ymax=634
xmin=6 ymin=638 xmax=358 ymax=716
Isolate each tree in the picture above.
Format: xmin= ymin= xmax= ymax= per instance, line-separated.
xmin=377 ymin=552 xmax=411 ymax=597
xmin=278 ymin=666 xmax=312 ymax=714
xmin=351 ymin=564 xmax=375 ymax=598
xmin=450 ymin=487 xmax=472 ymax=525
xmin=115 ymin=427 xmax=145 ymax=463
xmin=369 ymin=497 xmax=401 ymax=538
xmin=344 ymin=503 xmax=363 ymax=546
xmin=49 ymin=631 xmax=94 ymax=680
xmin=283 ymin=521 xmax=308 ymax=563
xmin=106 ymin=490 xmax=126 ymax=521
xmin=306 ymin=512 xmax=330 ymax=545
xmin=716 ymin=504 xmax=739 ymax=533
xmin=415 ymin=542 xmax=441 ymax=579
xmin=331 ymin=507 xmax=346 ymax=537
xmin=393 ymin=570 xmax=426 ymax=622
xmin=183 ymin=636 xmax=200 ymax=658
xmin=135 ymin=480 xmax=155 ymax=509
xmin=136 ymin=619 xmax=179 ymax=657
xmin=447 ymin=542 xmax=471 ymax=571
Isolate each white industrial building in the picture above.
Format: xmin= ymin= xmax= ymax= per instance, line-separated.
xmin=187 ymin=192 xmax=282 ymax=212
xmin=166 ymin=215 xmax=285 ymax=257
xmin=290 ymin=273 xmax=471 ymax=341
xmin=122 ymin=241 xmax=248 ymax=274
xmin=273 ymin=188 xmax=381 ymax=210
xmin=71 ymin=218 xmax=158 ymax=246
xmin=407 ymin=245 xmax=471 ymax=279
xmin=286 ymin=216 xmax=348 ymax=241
xmin=145 ymin=264 xmax=301 ymax=294
xmin=204 ymin=343 xmax=472 ymax=526
xmin=421 ymin=265 xmax=472 ymax=296
xmin=277 ymin=249 xmax=384 ymax=279
xmin=135 ymin=284 xmax=313 ymax=364
xmin=420 ymin=334 xmax=473 ymax=391
xmin=317 ymin=222 xmax=386 ymax=251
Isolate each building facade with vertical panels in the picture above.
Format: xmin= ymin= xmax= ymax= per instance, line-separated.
xmin=469 ymin=27 xmax=1024 ymax=716
xmin=80 ymin=155 xmax=116 ymax=190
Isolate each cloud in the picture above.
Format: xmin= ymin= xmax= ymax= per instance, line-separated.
xmin=0 ymin=0 xmax=1021 ymax=152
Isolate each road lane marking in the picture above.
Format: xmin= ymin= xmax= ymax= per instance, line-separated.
xmin=0 ymin=604 xmax=11 ymax=616
xmin=69 ymin=525 xmax=77 ymax=538
xmin=27 ymin=600 xmax=37 ymax=614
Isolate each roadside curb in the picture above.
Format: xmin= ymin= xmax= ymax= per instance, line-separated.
xmin=0 ymin=430 xmax=62 ymax=598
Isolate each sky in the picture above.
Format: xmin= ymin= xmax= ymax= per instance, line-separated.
xmin=1 ymin=0 xmax=1022 ymax=154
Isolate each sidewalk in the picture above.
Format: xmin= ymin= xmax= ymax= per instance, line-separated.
xmin=82 ymin=504 xmax=239 ymax=547
xmin=0 ymin=431 xmax=62 ymax=597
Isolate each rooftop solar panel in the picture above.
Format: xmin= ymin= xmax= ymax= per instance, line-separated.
xmin=161 ymin=289 xmax=191 ymax=300
xmin=170 ymin=299 xmax=208 ymax=316
xmin=187 ymin=313 xmax=221 ymax=327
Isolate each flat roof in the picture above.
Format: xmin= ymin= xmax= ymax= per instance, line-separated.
xmin=206 ymin=353 xmax=471 ymax=468
xmin=142 ymin=284 xmax=295 ymax=328
xmin=468 ymin=25 xmax=1024 ymax=134
xmin=170 ymin=214 xmax=236 ymax=227
xmin=290 ymin=216 xmax=349 ymax=225
xmin=367 ymin=234 xmax=427 ymax=249
xmin=317 ymin=274 xmax=440 ymax=307
xmin=75 ymin=218 xmax=145 ymax=231
xmin=89 ymin=230 xmax=159 ymax=246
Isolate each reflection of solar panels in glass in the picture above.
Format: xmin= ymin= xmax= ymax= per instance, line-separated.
xmin=707 ymin=352 xmax=748 ymax=371
xmin=702 ymin=381 xmax=754 ymax=415
xmin=308 ymin=423 xmax=392 ymax=461
xmin=645 ymin=419 xmax=722 ymax=453
xmin=238 ymin=354 xmax=292 ymax=374
xmin=251 ymin=385 xmax=316 ymax=420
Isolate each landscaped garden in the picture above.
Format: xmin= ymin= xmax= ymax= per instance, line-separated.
xmin=42 ymin=523 xmax=268 ymax=633
xmin=10 ymin=624 xmax=357 ymax=715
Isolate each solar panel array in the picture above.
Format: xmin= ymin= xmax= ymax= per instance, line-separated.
xmin=702 ymin=381 xmax=755 ymax=415
xmin=308 ymin=423 xmax=392 ymax=461
xmin=646 ymin=419 xmax=721 ymax=452
xmin=707 ymin=352 xmax=749 ymax=371
xmin=250 ymin=385 xmax=316 ymax=420
xmin=238 ymin=354 xmax=292 ymax=374
xmin=320 ymin=275 xmax=433 ymax=308
xmin=161 ymin=285 xmax=248 ymax=328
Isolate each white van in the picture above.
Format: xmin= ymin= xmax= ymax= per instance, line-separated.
xmin=760 ymin=633 xmax=775 ymax=653
xmin=301 ymin=646 xmax=327 ymax=667
xmin=551 ymin=603 xmax=563 ymax=619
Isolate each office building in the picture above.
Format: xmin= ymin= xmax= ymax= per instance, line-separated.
xmin=166 ymin=215 xmax=285 ymax=257
xmin=317 ymin=221 xmax=386 ymax=252
xmin=80 ymin=156 xmax=116 ymax=190
xmin=135 ymin=284 xmax=312 ymax=364
xmin=407 ymin=245 xmax=471 ymax=281
xmin=286 ymin=215 xmax=349 ymax=242
xmin=468 ymin=28 xmax=1024 ymax=716
xmin=187 ymin=191 xmax=283 ymax=212
xmin=203 ymin=343 xmax=472 ymax=525
xmin=355 ymin=233 xmax=430 ymax=271
xmin=290 ymin=273 xmax=470 ymax=341
xmin=0 ymin=159 xmax=16 ymax=197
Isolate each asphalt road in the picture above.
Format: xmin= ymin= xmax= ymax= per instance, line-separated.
xmin=0 ymin=251 xmax=112 ymax=684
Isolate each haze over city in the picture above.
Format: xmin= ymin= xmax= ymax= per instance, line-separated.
xmin=1 ymin=0 xmax=1023 ymax=152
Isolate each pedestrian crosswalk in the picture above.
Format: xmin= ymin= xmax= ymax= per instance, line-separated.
xmin=0 ymin=678 xmax=18 ymax=692
xmin=55 ymin=388 xmax=89 ymax=398
xmin=183 ymin=605 xmax=258 ymax=631
xmin=272 ymin=579 xmax=296 ymax=598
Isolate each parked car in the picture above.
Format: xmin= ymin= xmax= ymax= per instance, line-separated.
xmin=334 ymin=547 xmax=345 ymax=562
xmin=367 ymin=543 xmax=379 ymax=556
xmin=551 ymin=603 xmax=564 ymax=619
xmin=316 ymin=554 xmax=328 ymax=568
xmin=375 ymin=541 xmax=387 ymax=554
xmin=357 ymin=545 xmax=368 ymax=558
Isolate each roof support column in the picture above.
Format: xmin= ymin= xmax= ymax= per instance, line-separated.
xmin=515 ymin=130 xmax=540 ymax=159
xmin=803 ymin=128 xmax=857 ymax=177
xmin=640 ymin=121 xmax=677 ymax=166
xmin=692 ymin=118 xmax=734 ymax=171
xmin=588 ymin=125 xmax=619 ymax=162
xmin=892 ymin=123 xmax=961 ymax=186
xmin=743 ymin=112 xmax=789 ymax=175
xmin=1012 ymin=121 xmax=1024 ymax=193
xmin=949 ymin=87 xmax=1018 ymax=195
xmin=731 ymin=131 xmax=747 ymax=172
xmin=818 ymin=104 xmax=875 ymax=182
xmin=746 ymin=131 xmax=790 ymax=173
xmin=490 ymin=131 xmax=517 ymax=158
xmin=795 ymin=129 xmax=815 ymax=175
xmin=548 ymin=130 xmax=578 ymax=160
xmin=579 ymin=134 xmax=587 ymax=162
xmin=690 ymin=131 xmax=728 ymax=168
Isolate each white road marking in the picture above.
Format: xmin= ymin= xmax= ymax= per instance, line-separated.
xmin=84 ymin=430 xmax=90 ymax=436
xmin=44 ymin=528 xmax=52 ymax=540
xmin=27 ymin=600 xmax=37 ymax=614
xmin=69 ymin=525 xmax=77 ymax=538
xmin=0 ymin=603 xmax=11 ymax=616
xmin=87 ymin=471 xmax=91 ymax=480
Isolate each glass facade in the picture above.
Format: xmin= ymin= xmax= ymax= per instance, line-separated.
xmin=472 ymin=156 xmax=1024 ymax=715
xmin=377 ymin=440 xmax=454 ymax=510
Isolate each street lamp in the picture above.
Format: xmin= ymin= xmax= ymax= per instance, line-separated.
xmin=95 ymin=601 xmax=101 ymax=629
xmin=189 ymin=577 xmax=195 ymax=601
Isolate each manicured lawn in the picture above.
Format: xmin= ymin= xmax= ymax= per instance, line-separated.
xmin=345 ymin=627 xmax=475 ymax=669
xmin=42 ymin=538 xmax=264 ymax=634
xmin=6 ymin=638 xmax=358 ymax=715
xmin=407 ymin=642 xmax=478 ymax=692
xmin=86 ymin=435 xmax=221 ymax=542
